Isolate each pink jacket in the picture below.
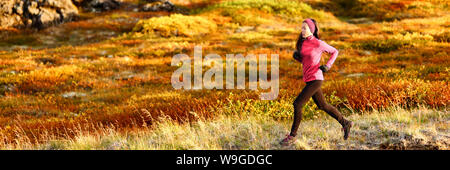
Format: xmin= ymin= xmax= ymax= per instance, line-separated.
xmin=300 ymin=35 xmax=338 ymax=82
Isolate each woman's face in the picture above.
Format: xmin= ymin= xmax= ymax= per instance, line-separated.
xmin=301 ymin=22 xmax=313 ymax=38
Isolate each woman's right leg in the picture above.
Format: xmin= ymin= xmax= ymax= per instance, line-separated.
xmin=311 ymin=88 xmax=346 ymax=125
xmin=289 ymin=80 xmax=323 ymax=137
xmin=312 ymin=88 xmax=353 ymax=140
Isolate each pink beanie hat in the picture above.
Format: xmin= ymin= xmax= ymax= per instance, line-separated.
xmin=303 ymin=18 xmax=316 ymax=33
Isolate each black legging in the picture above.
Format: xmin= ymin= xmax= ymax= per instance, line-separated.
xmin=290 ymin=80 xmax=346 ymax=137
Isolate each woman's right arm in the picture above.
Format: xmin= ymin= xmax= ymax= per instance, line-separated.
xmin=293 ymin=50 xmax=302 ymax=62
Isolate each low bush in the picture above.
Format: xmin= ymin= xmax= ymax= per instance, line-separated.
xmin=132 ymin=14 xmax=217 ymax=37
xmin=357 ymin=39 xmax=410 ymax=53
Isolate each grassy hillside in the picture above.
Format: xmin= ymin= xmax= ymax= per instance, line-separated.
xmin=0 ymin=0 xmax=448 ymax=149
xmin=305 ymin=0 xmax=450 ymax=21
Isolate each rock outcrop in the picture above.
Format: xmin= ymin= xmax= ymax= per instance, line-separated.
xmin=0 ymin=0 xmax=79 ymax=29
xmin=72 ymin=0 xmax=121 ymax=12
xmin=0 ymin=0 xmax=178 ymax=29
xmin=140 ymin=0 xmax=175 ymax=12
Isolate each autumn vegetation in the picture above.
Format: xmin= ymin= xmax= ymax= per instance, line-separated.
xmin=0 ymin=0 xmax=448 ymax=149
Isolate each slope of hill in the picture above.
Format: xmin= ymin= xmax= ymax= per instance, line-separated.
xmin=0 ymin=0 xmax=448 ymax=149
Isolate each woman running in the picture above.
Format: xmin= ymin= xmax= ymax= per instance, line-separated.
xmin=280 ymin=18 xmax=353 ymax=146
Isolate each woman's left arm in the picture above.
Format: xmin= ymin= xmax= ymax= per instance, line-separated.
xmin=320 ymin=40 xmax=339 ymax=69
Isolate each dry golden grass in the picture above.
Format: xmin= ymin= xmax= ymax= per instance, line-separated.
xmin=2 ymin=106 xmax=447 ymax=150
